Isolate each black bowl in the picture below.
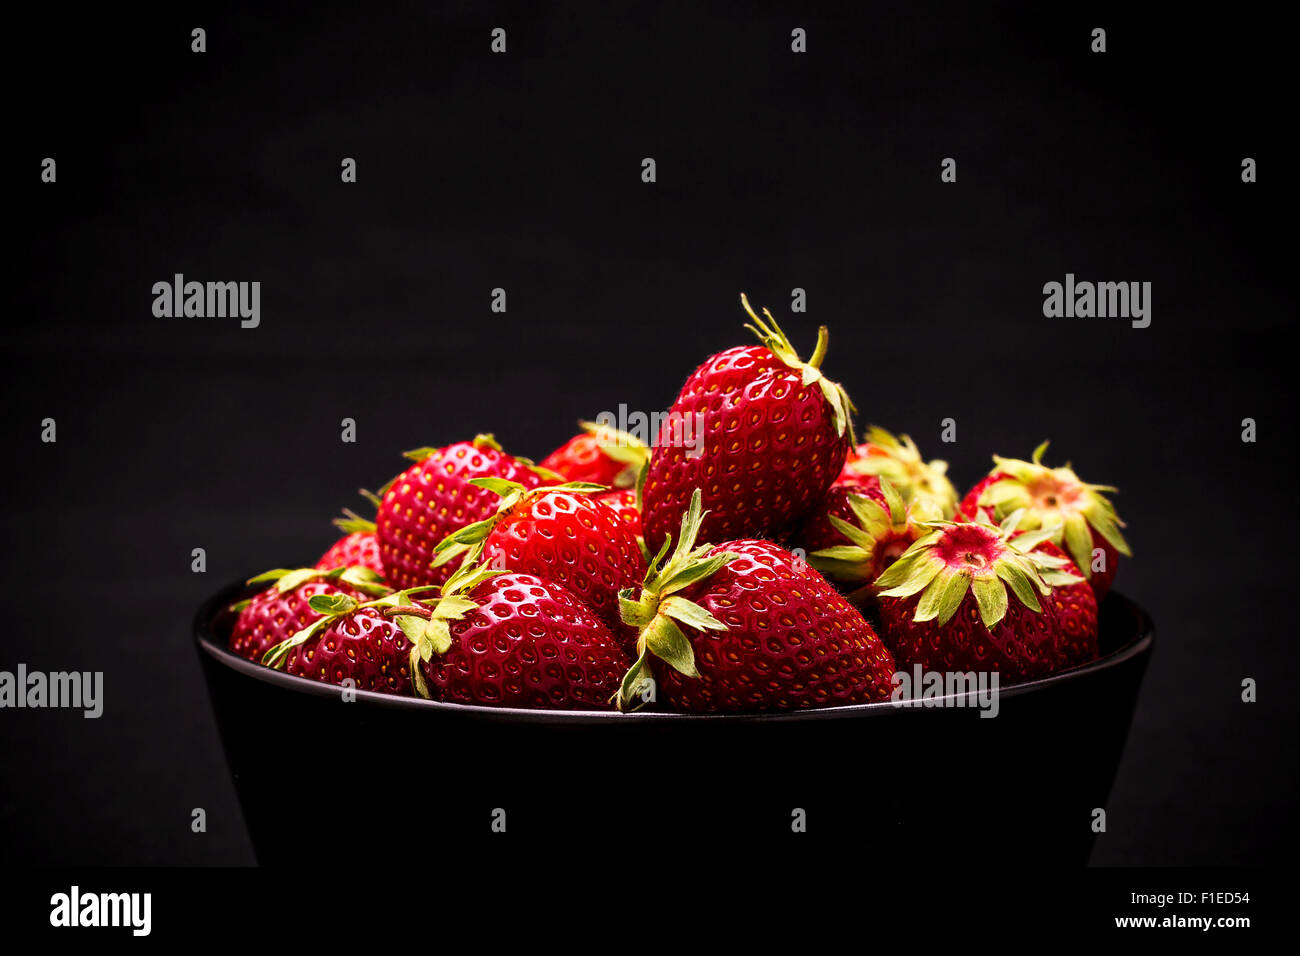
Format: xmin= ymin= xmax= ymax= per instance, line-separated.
xmin=195 ymin=575 xmax=1153 ymax=865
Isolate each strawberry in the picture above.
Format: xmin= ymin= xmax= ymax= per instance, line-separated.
xmin=798 ymin=477 xmax=923 ymax=604
xmin=839 ymin=426 xmax=957 ymax=519
xmin=595 ymin=488 xmax=642 ymax=540
xmin=538 ymin=421 xmax=649 ymax=489
xmin=639 ymin=294 xmax=855 ymax=553
xmin=375 ymin=434 xmax=555 ymax=591
xmin=873 ymin=511 xmax=1098 ymax=682
xmin=1030 ymin=538 xmax=1099 ymax=649
xmin=227 ymin=566 xmax=386 ymax=662
xmin=956 ymin=441 xmax=1131 ymax=599
xmin=260 ymin=578 xmax=461 ymax=696
xmin=432 ymin=479 xmax=647 ymax=644
xmin=415 ymin=569 xmax=631 ymax=710
xmin=268 ymin=599 xmax=413 ymax=695
xmin=315 ymin=529 xmax=384 ymax=577
xmin=615 ymin=490 xmax=896 ymax=713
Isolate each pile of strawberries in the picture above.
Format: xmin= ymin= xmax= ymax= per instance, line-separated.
xmin=228 ymin=295 xmax=1132 ymax=713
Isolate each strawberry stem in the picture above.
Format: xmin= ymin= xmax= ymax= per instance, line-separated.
xmin=380 ymin=604 xmax=432 ymax=620
xmin=808 ymin=326 xmax=829 ymax=369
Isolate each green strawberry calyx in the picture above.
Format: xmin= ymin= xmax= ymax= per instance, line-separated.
xmin=872 ymin=510 xmax=1083 ymax=631
xmin=613 ymin=489 xmax=740 ymax=712
xmin=807 ymin=478 xmax=915 ymax=586
xmin=245 ymin=564 xmax=388 ymax=598
xmin=739 ymin=293 xmax=857 ymax=443
xmin=256 ymin=570 xmax=414 ymax=670
xmin=230 ymin=563 xmax=387 ymax=614
xmin=257 ymin=559 xmax=500 ymax=698
xmin=332 ymin=507 xmax=377 ymax=535
xmin=429 ymin=478 xmax=610 ymax=570
xmin=976 ymin=440 xmax=1132 ymax=579
xmin=850 ymin=426 xmax=958 ymax=519
xmin=385 ymin=560 xmax=505 ymax=699
xmin=579 ymin=419 xmax=651 ymax=488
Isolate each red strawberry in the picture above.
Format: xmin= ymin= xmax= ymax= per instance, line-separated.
xmin=433 ymin=480 xmax=647 ymax=645
xmin=1030 ymin=539 xmax=1099 ymax=650
xmin=797 ymin=477 xmax=923 ymax=603
xmin=874 ymin=513 xmax=1098 ymax=682
xmin=407 ymin=568 xmax=630 ymax=709
xmin=595 ymin=488 xmax=643 ymax=542
xmin=956 ymin=441 xmax=1131 ymax=599
xmin=639 ymin=294 xmax=855 ymax=553
xmin=539 ymin=421 xmax=649 ymax=488
xmin=839 ymin=426 xmax=957 ymax=519
xmin=375 ymin=434 xmax=554 ymax=591
xmin=273 ymin=602 xmax=414 ymax=696
xmin=228 ymin=566 xmax=386 ymax=662
xmin=615 ymin=490 xmax=896 ymax=713
xmin=315 ymin=530 xmax=384 ymax=577
xmin=261 ymin=581 xmax=460 ymax=696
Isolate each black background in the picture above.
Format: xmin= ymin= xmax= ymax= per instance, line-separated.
xmin=3 ymin=2 xmax=1294 ymax=866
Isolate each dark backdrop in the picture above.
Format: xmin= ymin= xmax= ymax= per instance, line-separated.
xmin=3 ymin=2 xmax=1294 ymax=865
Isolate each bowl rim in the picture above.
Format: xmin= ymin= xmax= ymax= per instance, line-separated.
xmin=195 ymin=575 xmax=1154 ymax=725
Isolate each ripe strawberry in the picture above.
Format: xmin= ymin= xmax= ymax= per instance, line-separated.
xmin=639 ymin=294 xmax=855 ymax=553
xmin=227 ymin=566 xmax=386 ymax=662
xmin=839 ymin=426 xmax=957 ymax=519
xmin=539 ymin=421 xmax=649 ymax=488
xmin=1029 ymin=538 xmax=1099 ymax=649
xmin=615 ymin=490 xmax=896 ymax=713
xmin=874 ymin=512 xmax=1098 ymax=682
xmin=402 ymin=566 xmax=630 ymax=709
xmin=798 ymin=477 xmax=923 ymax=603
xmin=270 ymin=601 xmax=413 ymax=695
xmin=595 ymin=488 xmax=642 ymax=540
xmin=375 ymin=434 xmax=554 ymax=591
xmin=315 ymin=529 xmax=384 ymax=577
xmin=956 ymin=441 xmax=1131 ymax=599
xmin=433 ymin=479 xmax=647 ymax=644
xmin=260 ymin=580 xmax=461 ymax=696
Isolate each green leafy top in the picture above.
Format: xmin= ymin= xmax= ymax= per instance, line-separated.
xmin=332 ymin=507 xmax=377 ymax=535
xmin=230 ymin=563 xmax=387 ymax=614
xmin=429 ymin=478 xmax=610 ymax=571
xmin=851 ymin=426 xmax=958 ymax=519
xmin=613 ymin=489 xmax=739 ymax=711
xmin=872 ymin=509 xmax=1083 ymax=630
xmin=739 ymin=293 xmax=856 ymax=443
xmin=257 ymin=572 xmax=409 ymax=671
xmin=245 ymin=564 xmax=389 ymax=597
xmin=806 ymin=478 xmax=913 ymax=585
xmin=388 ymin=559 xmax=505 ymax=698
xmin=977 ymin=441 xmax=1132 ymax=578
xmin=580 ymin=419 xmax=651 ymax=488
xmin=258 ymin=557 xmax=503 ymax=699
